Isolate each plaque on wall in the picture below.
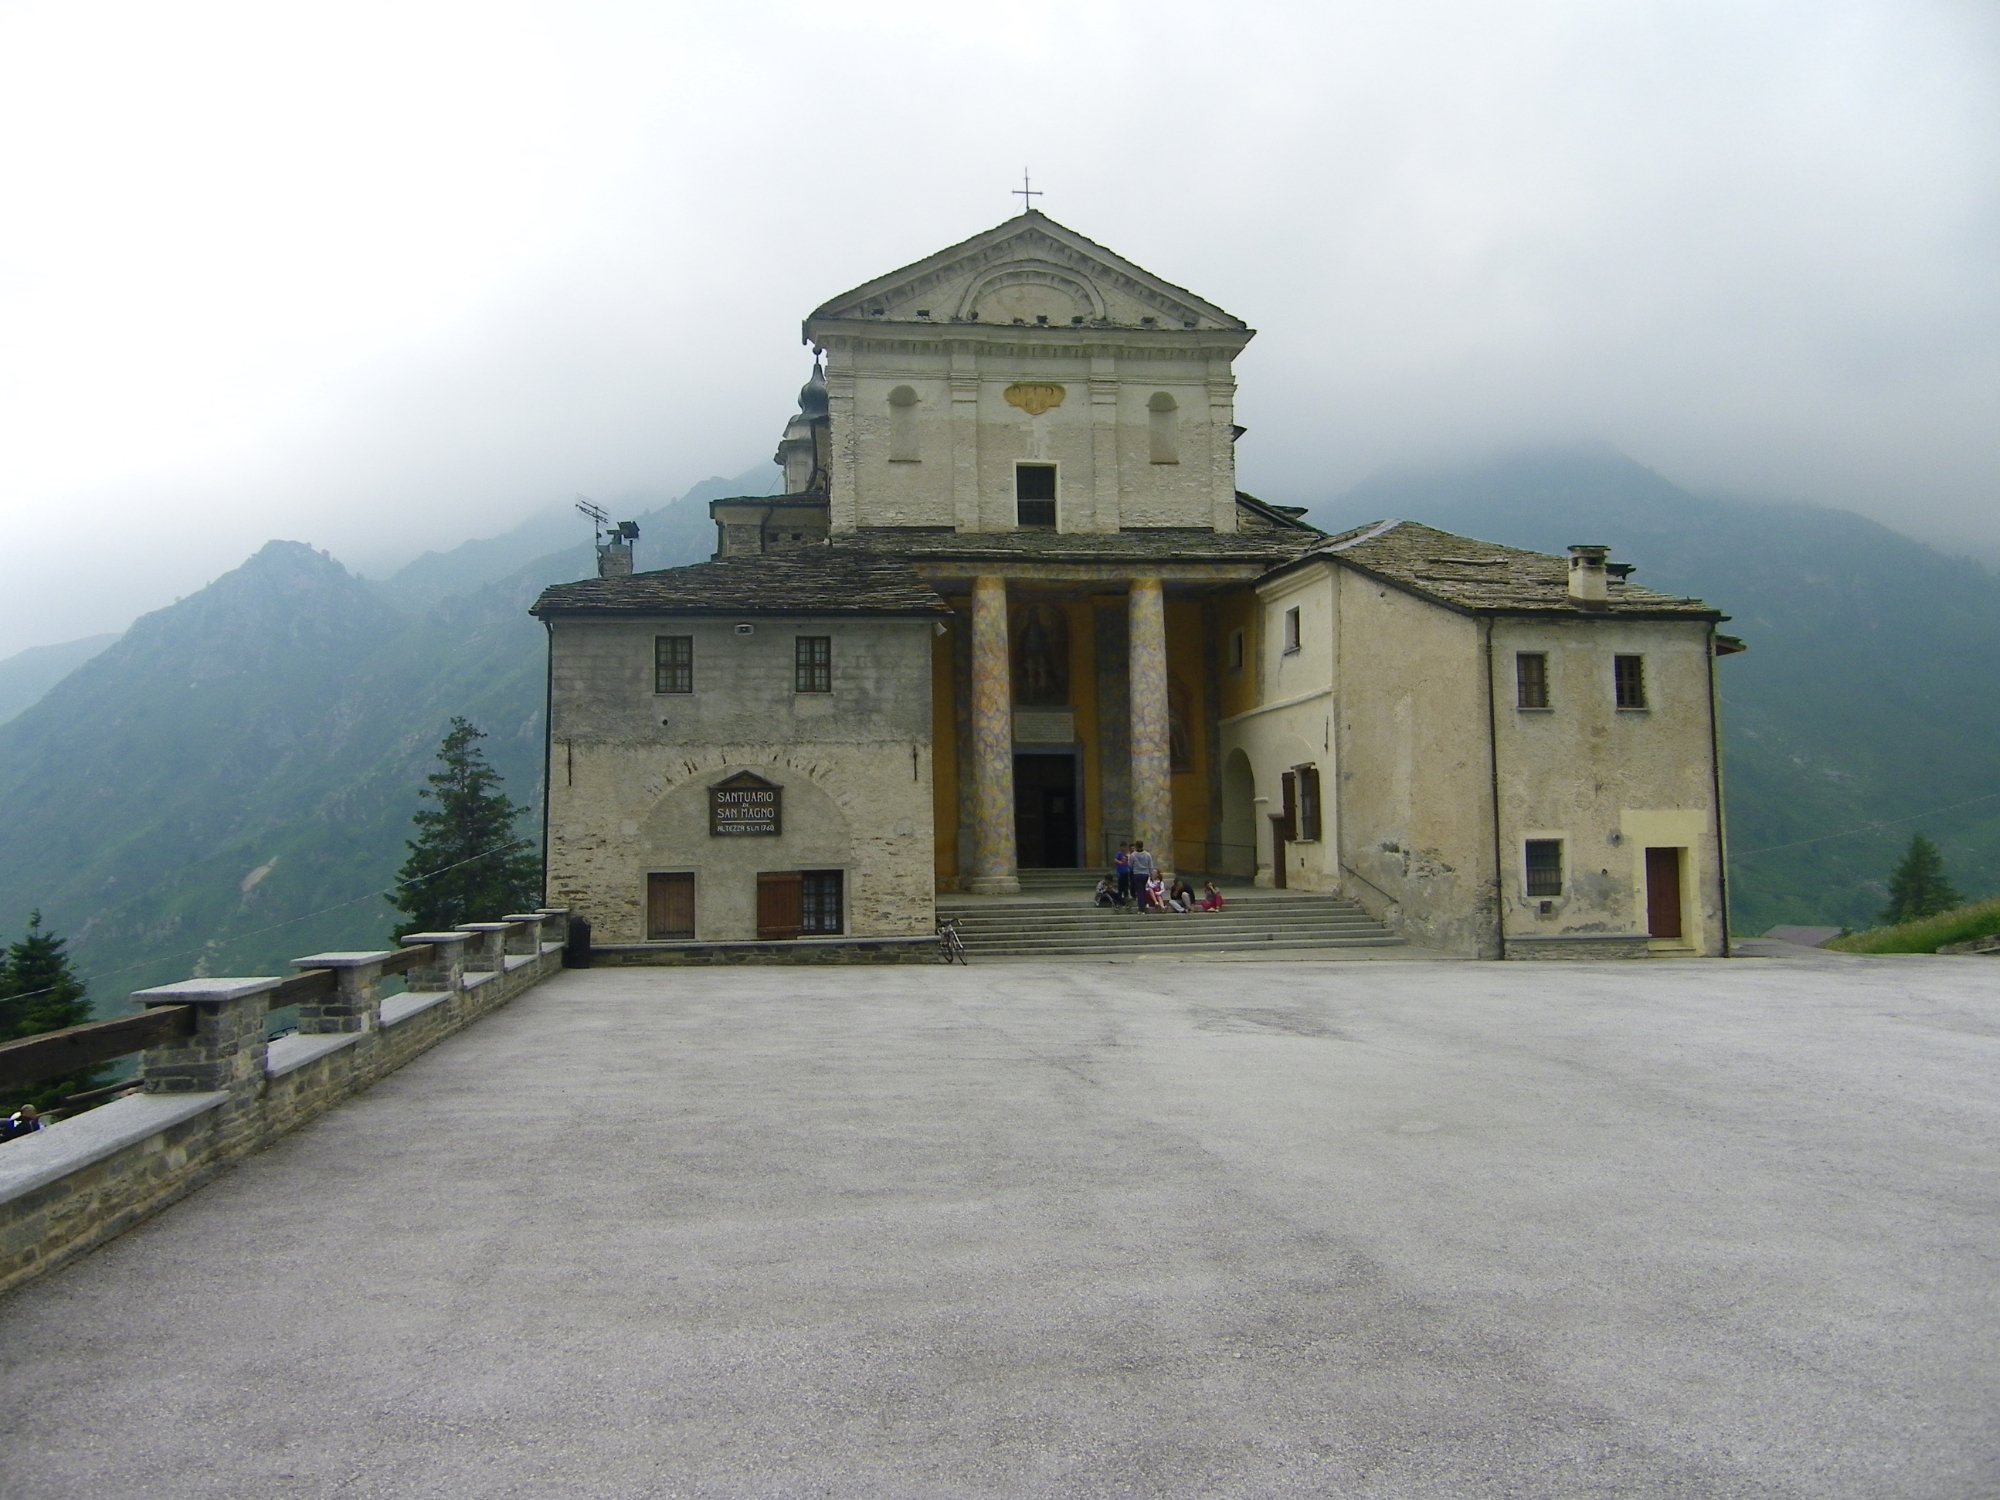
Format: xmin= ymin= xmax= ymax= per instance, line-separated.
xmin=1014 ymin=709 xmax=1075 ymax=745
xmin=709 ymin=771 xmax=782 ymax=836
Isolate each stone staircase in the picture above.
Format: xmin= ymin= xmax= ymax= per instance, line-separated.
xmin=936 ymin=870 xmax=1403 ymax=960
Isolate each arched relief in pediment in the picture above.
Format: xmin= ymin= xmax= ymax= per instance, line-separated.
xmin=958 ymin=263 xmax=1107 ymax=324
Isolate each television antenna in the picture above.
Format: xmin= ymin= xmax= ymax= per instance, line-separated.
xmin=574 ymin=495 xmax=610 ymax=544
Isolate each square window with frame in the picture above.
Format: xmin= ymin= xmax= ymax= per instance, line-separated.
xmin=800 ymin=869 xmax=844 ymax=935
xmin=795 ymin=635 xmax=832 ymax=693
xmin=655 ymin=635 xmax=693 ymax=695
xmin=1282 ymin=606 xmax=1301 ymax=655
xmin=1525 ymin=839 xmax=1564 ymax=897
xmin=1614 ymin=654 xmax=1647 ymax=710
xmin=1515 ymin=651 xmax=1549 ymax=710
xmin=1016 ymin=463 xmax=1057 ymax=529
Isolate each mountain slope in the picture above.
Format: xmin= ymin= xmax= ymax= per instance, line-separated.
xmin=0 ymin=635 xmax=118 ymax=726
xmin=0 ymin=474 xmax=736 ymax=1009
xmin=1316 ymin=450 xmax=2000 ymax=932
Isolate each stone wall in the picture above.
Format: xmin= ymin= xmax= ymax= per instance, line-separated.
xmin=0 ymin=912 xmax=567 ymax=1297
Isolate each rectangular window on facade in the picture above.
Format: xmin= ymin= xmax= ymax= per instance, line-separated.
xmin=1525 ymin=839 xmax=1564 ymax=897
xmin=646 ymin=872 xmax=695 ymax=940
xmin=795 ymin=635 xmax=832 ymax=693
xmin=1515 ymin=651 xmax=1548 ymax=710
xmin=1297 ymin=765 xmax=1322 ymax=842
xmin=1016 ymin=463 xmax=1057 ymax=529
xmin=1283 ymin=606 xmax=1301 ymax=655
xmin=1614 ymin=654 xmax=1647 ymax=709
xmin=1229 ymin=628 xmax=1245 ymax=674
xmin=655 ymin=635 xmax=693 ymax=694
xmin=800 ymin=870 xmax=844 ymax=935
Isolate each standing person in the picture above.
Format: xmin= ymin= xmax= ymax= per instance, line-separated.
xmin=1129 ymin=840 xmax=1156 ymax=908
xmin=1113 ymin=844 xmax=1133 ymax=906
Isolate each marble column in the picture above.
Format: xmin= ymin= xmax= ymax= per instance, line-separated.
xmin=968 ymin=575 xmax=1019 ymax=894
xmin=1128 ymin=576 xmax=1173 ymax=868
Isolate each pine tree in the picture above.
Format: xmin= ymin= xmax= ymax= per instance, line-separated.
xmin=389 ymin=718 xmax=542 ymax=941
xmin=0 ymin=910 xmax=104 ymax=1111
xmin=1881 ymin=833 xmax=1962 ymax=925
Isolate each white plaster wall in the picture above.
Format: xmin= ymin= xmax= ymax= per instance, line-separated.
xmin=1220 ymin=567 xmax=1338 ymax=890
xmin=1491 ymin=617 xmax=1724 ymax=954
xmin=545 ymin=616 xmax=936 ymax=943
xmin=825 ymin=337 xmax=1236 ymax=535
xmin=1331 ymin=576 xmax=1499 ymax=957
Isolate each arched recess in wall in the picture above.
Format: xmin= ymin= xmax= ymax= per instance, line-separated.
xmin=1219 ymin=749 xmax=1257 ymax=877
xmin=888 ymin=385 xmax=919 ymax=462
xmin=1148 ymin=392 xmax=1179 ymax=464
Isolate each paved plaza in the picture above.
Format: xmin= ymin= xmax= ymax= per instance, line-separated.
xmin=1 ymin=953 xmax=1995 ymax=1498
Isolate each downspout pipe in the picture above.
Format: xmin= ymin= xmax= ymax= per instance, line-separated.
xmin=1484 ymin=618 xmax=1505 ymax=961
xmin=1706 ymin=623 xmax=1732 ymax=956
xmin=540 ymin=619 xmax=554 ymax=907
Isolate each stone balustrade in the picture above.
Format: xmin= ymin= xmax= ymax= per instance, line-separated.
xmin=0 ymin=909 xmax=570 ymax=1295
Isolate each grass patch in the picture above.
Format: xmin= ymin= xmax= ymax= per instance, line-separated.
xmin=1827 ymin=897 xmax=2000 ymax=954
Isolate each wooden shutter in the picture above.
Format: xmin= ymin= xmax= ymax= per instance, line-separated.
xmin=757 ymin=871 xmax=803 ymax=940
xmin=1280 ymin=771 xmax=1298 ymax=842
xmin=647 ymin=873 xmax=695 ymax=940
xmin=1299 ymin=766 xmax=1322 ymax=842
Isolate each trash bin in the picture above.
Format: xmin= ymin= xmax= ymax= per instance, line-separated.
xmin=564 ymin=916 xmax=593 ymax=968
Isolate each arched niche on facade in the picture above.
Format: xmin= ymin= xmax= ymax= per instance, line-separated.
xmin=888 ymin=385 xmax=919 ymax=462
xmin=1147 ymin=391 xmax=1180 ymax=464
xmin=1219 ymin=748 xmax=1258 ymax=878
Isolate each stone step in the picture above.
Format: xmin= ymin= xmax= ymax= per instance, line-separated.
xmin=936 ymin=890 xmax=1402 ymax=959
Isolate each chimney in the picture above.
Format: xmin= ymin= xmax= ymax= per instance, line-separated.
xmin=1567 ymin=544 xmax=1610 ymax=604
xmin=597 ymin=520 xmax=639 ymax=578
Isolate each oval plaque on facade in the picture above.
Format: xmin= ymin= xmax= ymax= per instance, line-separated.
xmin=1003 ymin=382 xmax=1065 ymax=417
xmin=710 ymin=770 xmax=782 ymax=836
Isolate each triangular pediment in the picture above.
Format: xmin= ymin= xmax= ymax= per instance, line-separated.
xmin=807 ymin=211 xmax=1249 ymax=333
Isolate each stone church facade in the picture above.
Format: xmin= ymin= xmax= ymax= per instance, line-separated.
xmin=533 ymin=212 xmax=1738 ymax=958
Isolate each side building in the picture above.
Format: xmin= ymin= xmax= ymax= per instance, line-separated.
xmin=533 ymin=210 xmax=1738 ymax=958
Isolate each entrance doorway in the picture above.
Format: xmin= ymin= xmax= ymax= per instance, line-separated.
xmin=1645 ymin=847 xmax=1685 ymax=939
xmin=1014 ymin=751 xmax=1080 ymax=868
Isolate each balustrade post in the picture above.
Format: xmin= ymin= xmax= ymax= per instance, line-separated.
xmin=454 ymin=922 xmax=511 ymax=973
xmin=290 ymin=952 xmax=392 ymax=1034
xmin=500 ymin=916 xmax=544 ymax=959
xmin=401 ymin=931 xmax=473 ymax=993
xmin=136 ymin=978 xmax=282 ymax=1107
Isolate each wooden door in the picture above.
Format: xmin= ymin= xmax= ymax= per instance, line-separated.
xmin=757 ymin=871 xmax=803 ymax=940
xmin=1645 ymin=847 xmax=1683 ymax=939
xmin=647 ymin=873 xmax=695 ymax=940
xmin=1268 ymin=814 xmax=1289 ymax=890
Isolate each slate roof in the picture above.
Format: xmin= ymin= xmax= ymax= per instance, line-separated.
xmin=530 ymin=552 xmax=950 ymax=619
xmin=1308 ymin=520 xmax=1722 ymax=618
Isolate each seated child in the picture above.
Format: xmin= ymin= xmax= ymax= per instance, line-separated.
xmin=1199 ymin=881 xmax=1226 ymax=912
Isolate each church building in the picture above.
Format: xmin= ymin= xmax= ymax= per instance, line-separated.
xmin=532 ymin=212 xmax=1737 ymax=958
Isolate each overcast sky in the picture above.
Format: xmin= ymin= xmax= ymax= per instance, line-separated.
xmin=1 ymin=0 xmax=1995 ymax=659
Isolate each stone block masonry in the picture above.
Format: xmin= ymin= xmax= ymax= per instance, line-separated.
xmin=0 ymin=910 xmax=569 ymax=1297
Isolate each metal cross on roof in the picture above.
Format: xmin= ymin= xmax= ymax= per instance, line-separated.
xmin=1012 ymin=169 xmax=1042 ymax=212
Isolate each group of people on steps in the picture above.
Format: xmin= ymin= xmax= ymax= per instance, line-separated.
xmin=1094 ymin=842 xmax=1225 ymax=914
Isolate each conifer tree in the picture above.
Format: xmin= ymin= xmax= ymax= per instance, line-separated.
xmin=389 ymin=718 xmax=542 ymax=941
xmin=0 ymin=910 xmax=104 ymax=1111
xmin=1881 ymin=833 xmax=1962 ymax=925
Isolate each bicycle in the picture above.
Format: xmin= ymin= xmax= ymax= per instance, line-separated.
xmin=937 ymin=918 xmax=968 ymax=965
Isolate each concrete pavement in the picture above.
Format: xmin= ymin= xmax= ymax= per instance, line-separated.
xmin=1 ymin=955 xmax=1995 ymax=1497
